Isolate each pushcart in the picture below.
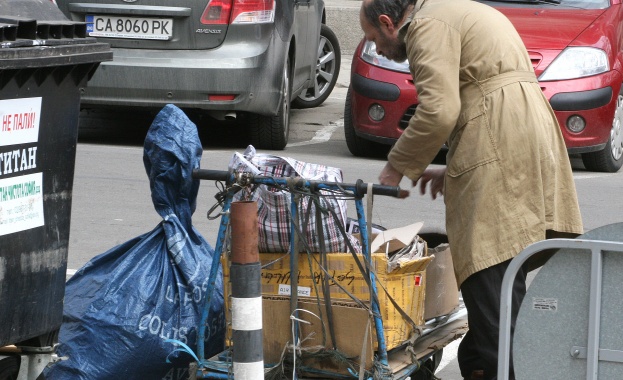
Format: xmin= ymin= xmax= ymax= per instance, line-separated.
xmin=186 ymin=168 xmax=467 ymax=380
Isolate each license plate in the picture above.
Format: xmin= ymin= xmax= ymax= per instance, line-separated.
xmin=86 ymin=15 xmax=173 ymax=40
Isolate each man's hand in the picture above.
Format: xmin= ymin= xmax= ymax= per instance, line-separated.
xmin=414 ymin=167 xmax=446 ymax=200
xmin=379 ymin=162 xmax=410 ymax=198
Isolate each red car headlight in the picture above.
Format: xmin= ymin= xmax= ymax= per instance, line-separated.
xmin=360 ymin=40 xmax=411 ymax=73
xmin=539 ymin=47 xmax=609 ymax=81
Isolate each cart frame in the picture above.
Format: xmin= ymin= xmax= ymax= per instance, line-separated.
xmin=190 ymin=169 xmax=467 ymax=379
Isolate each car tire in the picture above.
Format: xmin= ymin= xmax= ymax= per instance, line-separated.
xmin=344 ymin=86 xmax=390 ymax=157
xmin=249 ymin=57 xmax=291 ymax=150
xmin=0 ymin=356 xmax=19 ymax=380
xmin=581 ymin=86 xmax=623 ymax=172
xmin=293 ymin=24 xmax=341 ymax=109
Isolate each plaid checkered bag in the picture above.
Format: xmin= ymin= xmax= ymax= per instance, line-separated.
xmin=229 ymin=146 xmax=361 ymax=254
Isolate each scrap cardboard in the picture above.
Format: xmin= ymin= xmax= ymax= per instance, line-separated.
xmin=423 ymin=243 xmax=459 ymax=320
xmin=369 ymin=222 xmax=423 ymax=254
xmin=217 ymin=223 xmax=471 ymax=376
xmin=419 ymin=233 xmax=460 ymax=320
xmin=261 ymin=296 xmax=374 ymax=372
xmin=222 ymin=254 xmax=431 ymax=346
xmin=221 ymin=222 xmax=432 ymax=372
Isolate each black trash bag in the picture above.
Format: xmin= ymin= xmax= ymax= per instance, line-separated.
xmin=44 ymin=104 xmax=225 ymax=380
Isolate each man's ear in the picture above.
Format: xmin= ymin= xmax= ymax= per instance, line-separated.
xmin=378 ymin=14 xmax=396 ymax=33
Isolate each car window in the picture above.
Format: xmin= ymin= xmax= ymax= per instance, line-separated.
xmin=560 ymin=0 xmax=609 ymax=9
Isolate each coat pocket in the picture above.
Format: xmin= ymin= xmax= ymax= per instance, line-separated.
xmin=446 ymin=114 xmax=499 ymax=177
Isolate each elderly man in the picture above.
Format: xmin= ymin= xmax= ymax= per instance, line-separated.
xmin=359 ymin=0 xmax=584 ymax=379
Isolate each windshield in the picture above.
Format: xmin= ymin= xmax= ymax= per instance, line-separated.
xmin=483 ymin=0 xmax=609 ymax=10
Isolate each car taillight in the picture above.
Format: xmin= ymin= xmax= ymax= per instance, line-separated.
xmin=231 ymin=0 xmax=275 ymax=24
xmin=200 ymin=0 xmax=275 ymax=25
xmin=201 ymin=0 xmax=232 ymax=24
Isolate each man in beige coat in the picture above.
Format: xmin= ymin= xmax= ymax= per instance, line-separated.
xmin=360 ymin=0 xmax=584 ymax=379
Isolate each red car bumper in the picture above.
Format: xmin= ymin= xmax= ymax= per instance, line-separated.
xmin=350 ymin=51 xmax=622 ymax=153
xmin=544 ymin=70 xmax=621 ymax=153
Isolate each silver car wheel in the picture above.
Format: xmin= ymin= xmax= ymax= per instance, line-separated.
xmin=281 ymin=62 xmax=290 ymax=141
xmin=306 ymin=34 xmax=336 ymax=101
xmin=293 ymin=24 xmax=341 ymax=109
xmin=611 ymin=93 xmax=623 ymax=161
xmin=582 ymin=86 xmax=623 ymax=172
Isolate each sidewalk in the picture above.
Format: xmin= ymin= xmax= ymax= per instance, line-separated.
xmin=325 ymin=0 xmax=363 ymax=57
xmin=325 ymin=0 xmax=356 ymax=90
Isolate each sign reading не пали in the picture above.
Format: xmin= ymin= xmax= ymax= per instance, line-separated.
xmin=1 ymin=97 xmax=41 ymax=146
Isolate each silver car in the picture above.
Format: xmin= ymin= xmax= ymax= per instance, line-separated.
xmin=55 ymin=0 xmax=341 ymax=150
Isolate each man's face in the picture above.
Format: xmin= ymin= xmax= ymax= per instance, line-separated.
xmin=359 ymin=7 xmax=408 ymax=63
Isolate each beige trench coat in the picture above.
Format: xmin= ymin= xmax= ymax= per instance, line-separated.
xmin=388 ymin=0 xmax=584 ymax=287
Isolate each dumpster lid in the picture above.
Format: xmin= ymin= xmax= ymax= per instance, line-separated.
xmin=0 ymin=0 xmax=112 ymax=68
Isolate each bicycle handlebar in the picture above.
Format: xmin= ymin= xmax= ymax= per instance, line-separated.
xmin=192 ymin=169 xmax=230 ymax=182
xmin=192 ymin=169 xmax=407 ymax=198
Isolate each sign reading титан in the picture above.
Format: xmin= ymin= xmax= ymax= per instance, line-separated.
xmin=0 ymin=97 xmax=44 ymax=237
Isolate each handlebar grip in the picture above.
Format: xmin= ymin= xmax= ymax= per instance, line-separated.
xmin=355 ymin=179 xmax=403 ymax=198
xmin=372 ymin=184 xmax=404 ymax=197
xmin=192 ymin=169 xmax=230 ymax=182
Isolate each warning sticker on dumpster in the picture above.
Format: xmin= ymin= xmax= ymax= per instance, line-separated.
xmin=0 ymin=172 xmax=44 ymax=236
xmin=0 ymin=97 xmax=41 ymax=147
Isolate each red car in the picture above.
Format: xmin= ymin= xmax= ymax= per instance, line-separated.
xmin=345 ymin=0 xmax=623 ymax=172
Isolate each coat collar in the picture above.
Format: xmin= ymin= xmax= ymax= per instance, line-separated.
xmin=398 ymin=0 xmax=426 ymax=42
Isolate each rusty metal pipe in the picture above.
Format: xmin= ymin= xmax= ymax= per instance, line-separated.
xmin=230 ymin=201 xmax=259 ymax=265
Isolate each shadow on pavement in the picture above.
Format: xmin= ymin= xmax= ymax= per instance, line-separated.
xmin=77 ymin=107 xmax=250 ymax=150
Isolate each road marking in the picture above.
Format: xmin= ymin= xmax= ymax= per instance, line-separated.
xmin=288 ymin=120 xmax=342 ymax=147
xmin=574 ymin=172 xmax=615 ymax=180
xmin=66 ymin=269 xmax=77 ymax=281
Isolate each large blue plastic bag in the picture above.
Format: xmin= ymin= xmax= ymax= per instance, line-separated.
xmin=45 ymin=104 xmax=225 ymax=380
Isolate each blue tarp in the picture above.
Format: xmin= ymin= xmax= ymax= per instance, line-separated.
xmin=45 ymin=105 xmax=225 ymax=380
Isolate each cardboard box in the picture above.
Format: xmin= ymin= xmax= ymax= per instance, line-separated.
xmin=221 ymin=223 xmax=432 ymax=372
xmin=261 ymin=296 xmax=374 ymax=372
xmin=420 ymin=233 xmax=460 ymax=320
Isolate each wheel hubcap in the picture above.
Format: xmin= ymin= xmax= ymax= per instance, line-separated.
xmin=301 ymin=35 xmax=336 ymax=101
xmin=282 ymin=64 xmax=290 ymax=138
xmin=611 ymin=94 xmax=623 ymax=161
